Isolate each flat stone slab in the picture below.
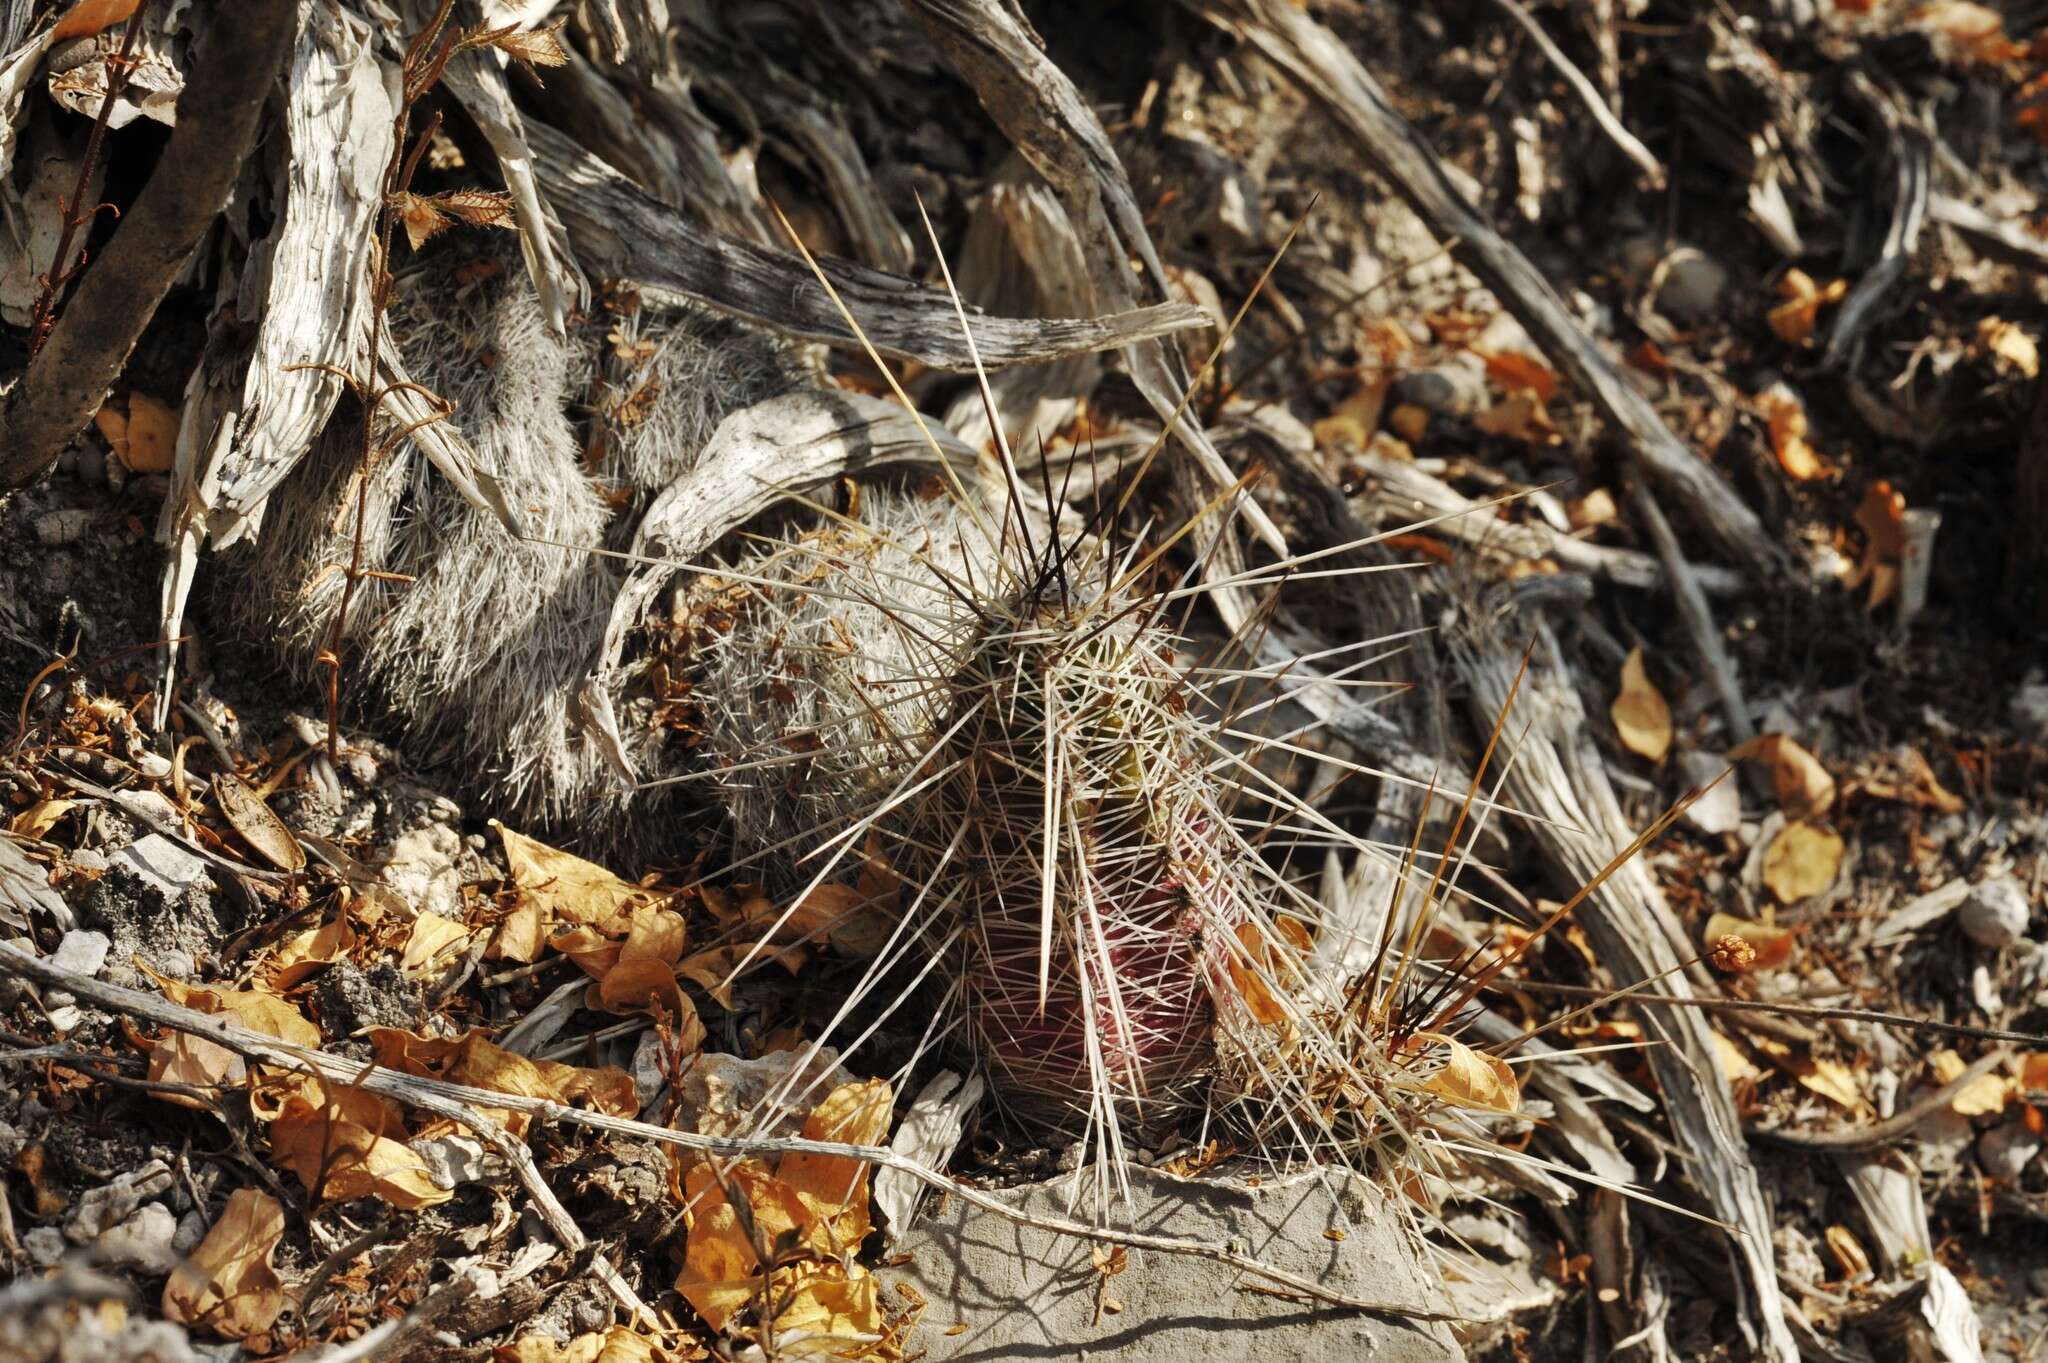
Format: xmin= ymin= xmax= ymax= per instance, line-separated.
xmin=889 ymin=1165 xmax=1465 ymax=1362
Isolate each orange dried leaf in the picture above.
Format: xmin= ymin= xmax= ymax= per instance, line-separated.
xmin=1767 ymin=268 xmax=1848 ymax=345
xmin=260 ymin=1074 xmax=450 ymax=1209
xmin=1758 ymin=387 xmax=1829 ymax=481
xmin=162 ymin=1189 xmax=286 ymax=1340
xmin=778 ymin=1079 xmax=893 ymax=1242
xmin=1729 ymin=734 xmax=1836 ymax=819
xmin=1610 ymin=646 xmax=1672 ymax=762
xmin=1704 ymin=912 xmax=1796 ymax=972
xmin=268 ymin=913 xmax=354 ymax=990
xmin=51 ymin=0 xmax=140 ymax=42
xmin=1479 ymin=349 xmax=1561 ymax=403
xmin=120 ymin=393 xmax=178 ymax=473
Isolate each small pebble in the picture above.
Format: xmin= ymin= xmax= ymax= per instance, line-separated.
xmin=95 ymin=1202 xmax=179 ymax=1273
xmin=1654 ymin=248 xmax=1730 ymax=323
xmin=24 ymin=1226 xmax=66 ymax=1268
xmin=50 ymin=929 xmax=111 ymax=979
xmin=1959 ymin=876 xmax=2031 ymax=949
xmin=1976 ymin=1121 xmax=2043 ymax=1182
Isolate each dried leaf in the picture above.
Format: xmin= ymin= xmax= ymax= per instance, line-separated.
xmin=499 ymin=1328 xmax=663 ymax=1363
xmin=1933 ymin=1049 xmax=2011 ymax=1116
xmin=213 ymin=773 xmax=305 ymax=872
xmin=771 ymin=1262 xmax=886 ymax=1353
xmin=1730 ymin=734 xmax=1836 ymax=819
xmin=120 ymin=394 xmax=178 ymax=473
xmin=1825 ymin=1224 xmax=1872 ymax=1280
xmin=1979 ymin=317 xmax=2040 ymax=376
xmin=1423 ymin=1035 xmax=1519 ymax=1113
xmin=1757 ymin=385 xmax=1830 ymax=481
xmin=142 ymin=964 xmax=322 ymax=1049
xmin=162 ymin=1189 xmax=286 ymax=1340
xmin=369 ymin=1029 xmax=638 ymax=1137
xmin=269 ymin=913 xmax=355 ymax=990
xmin=1710 ymin=1032 xmax=1765 ymax=1085
xmin=1761 ymin=821 xmax=1845 ymax=904
xmin=1610 ymin=646 xmax=1672 ymax=762
xmin=1767 ymin=269 xmax=1848 ymax=345
xmin=1704 ymin=912 xmax=1796 ymax=972
xmin=50 ymin=0 xmax=140 ymax=42
xmin=1478 ymin=349 xmax=1561 ymax=403
xmin=433 ymin=188 xmax=517 ymax=229
xmin=677 ymin=1161 xmax=813 ymax=1331
xmin=1846 ymin=479 xmax=1908 ymax=611
xmin=10 ymin=798 xmax=76 ymax=838
xmin=1914 ymin=1 xmax=2022 ymax=63
xmin=778 ymin=1079 xmax=893 ymax=1242
xmin=1472 ymin=392 xmax=1560 ymax=445
xmin=498 ymin=822 xmax=650 ymax=930
xmin=1750 ymin=1035 xmax=1867 ymax=1113
xmin=1310 ymin=377 xmax=1388 ymax=449
xmin=401 ymin=913 xmax=472 ymax=976
xmin=392 ymin=191 xmax=454 ymax=252
xmin=1566 ymin=489 xmax=1617 ymax=531
xmin=466 ymin=17 xmax=571 ymax=69
xmin=260 ymin=1074 xmax=451 ymax=1209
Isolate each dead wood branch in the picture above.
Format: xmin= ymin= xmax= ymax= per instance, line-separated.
xmin=1190 ymin=0 xmax=1782 ymax=579
xmin=525 ymin=120 xmax=1210 ymax=372
xmin=0 ymin=944 xmax=1468 ymax=1325
xmin=1449 ymin=620 xmax=1797 ymax=1363
xmin=1626 ymin=479 xmax=1755 ymax=743
xmin=1487 ymin=0 xmax=1664 ymax=188
xmin=0 ymin=1 xmax=299 ymax=492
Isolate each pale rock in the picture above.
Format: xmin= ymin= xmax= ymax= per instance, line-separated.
xmin=894 ymin=1165 xmax=1464 ymax=1362
xmin=49 ymin=929 xmax=110 ymax=978
xmin=1680 ymin=749 xmax=1742 ymax=835
xmin=413 ymin=1135 xmax=488 ymax=1191
xmin=173 ymin=1209 xmax=207 ymax=1255
xmin=65 ymin=1160 xmax=172 ymax=1242
xmin=109 ymin=835 xmax=211 ymax=905
xmin=24 ymin=1226 xmax=67 ymax=1268
xmin=1976 ymin=1121 xmax=2043 ymax=1182
xmin=95 ymin=1201 xmax=178 ymax=1272
xmin=380 ymin=824 xmax=465 ymax=918
xmin=1959 ymin=876 xmax=2030 ymax=948
xmin=1391 ymin=358 xmax=1488 ymax=417
xmin=1654 ymin=248 xmax=1730 ymax=323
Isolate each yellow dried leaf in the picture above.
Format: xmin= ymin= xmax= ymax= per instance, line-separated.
xmin=121 ymin=393 xmax=178 ymax=473
xmin=1767 ymin=268 xmax=1848 ymax=345
xmin=269 ymin=913 xmax=355 ymax=990
xmin=677 ymin=1161 xmax=813 ymax=1331
xmin=9 ymin=798 xmax=75 ymax=838
xmin=1979 ymin=317 xmax=2040 ymax=376
xmin=1566 ymin=488 xmax=1617 ymax=531
xmin=1729 ymin=734 xmax=1836 ymax=819
xmin=1704 ymin=912 xmax=1796 ymax=972
xmin=1825 ymin=1224 xmax=1872 ymax=1280
xmin=1761 ymin=820 xmax=1844 ymax=904
xmin=1388 ymin=402 xmax=1430 ymax=443
xmin=488 ymin=894 xmax=547 ymax=963
xmin=778 ymin=1079 xmax=893 ymax=1242
xmin=1414 ymin=1033 xmax=1519 ymax=1113
xmin=1610 ymin=646 xmax=1672 ymax=762
xmin=499 ymin=1328 xmax=662 ymax=1363
xmin=1311 ymin=377 xmax=1389 ymax=450
xmin=141 ymin=964 xmax=322 ymax=1049
xmin=1932 ymin=1049 xmax=2012 ymax=1116
xmin=1750 ymin=1035 xmax=1867 ymax=1113
xmin=401 ymin=913 xmax=472 ymax=975
xmin=772 ymin=1262 xmax=886 ymax=1352
xmin=1710 ymin=1032 xmax=1765 ymax=1085
xmin=161 ymin=1189 xmax=285 ymax=1340
xmin=497 ymin=821 xmax=649 ymax=929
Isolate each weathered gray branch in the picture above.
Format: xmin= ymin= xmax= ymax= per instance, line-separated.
xmin=0 ymin=0 xmax=300 ymax=492
xmin=526 ymin=119 xmax=1210 ymax=372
